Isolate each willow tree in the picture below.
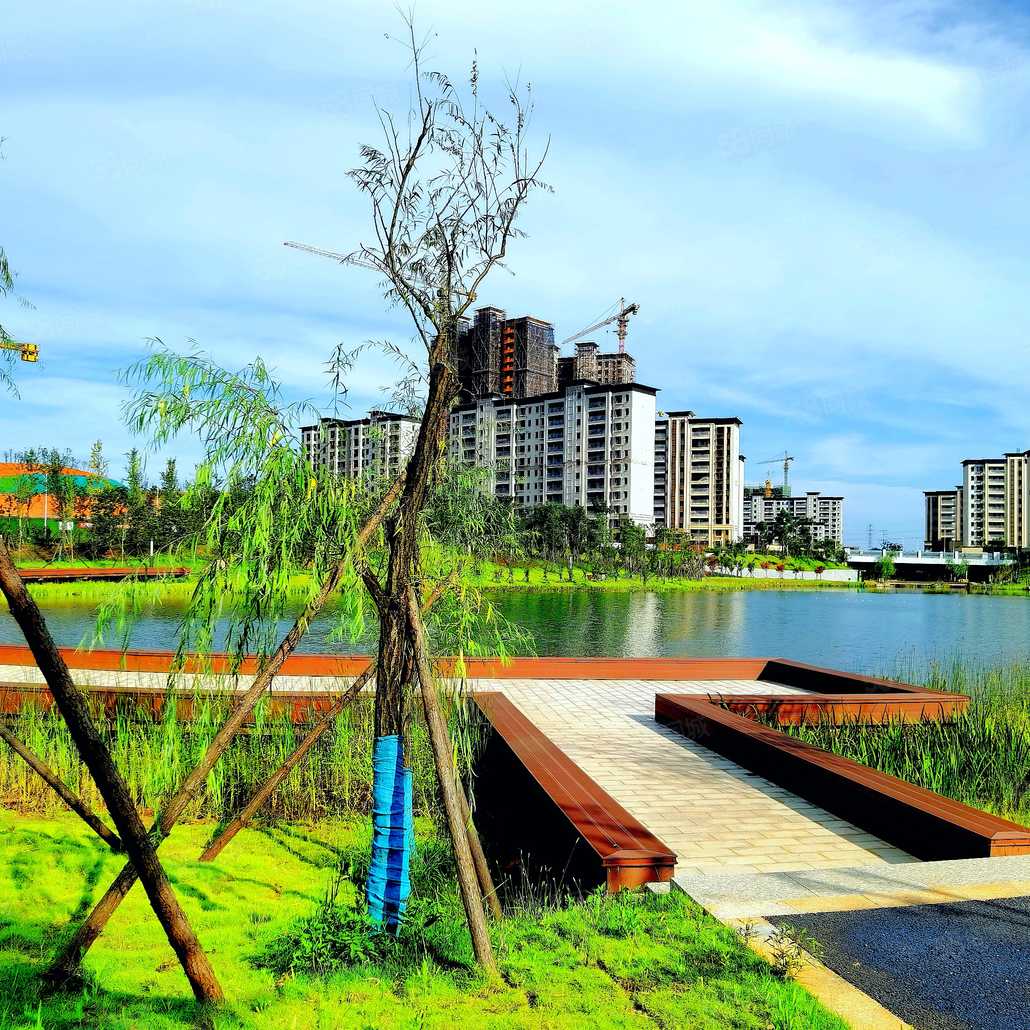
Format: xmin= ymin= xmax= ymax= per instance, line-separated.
xmin=39 ymin=25 xmax=546 ymax=987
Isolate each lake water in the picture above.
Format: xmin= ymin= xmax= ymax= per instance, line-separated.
xmin=3 ymin=589 xmax=1028 ymax=679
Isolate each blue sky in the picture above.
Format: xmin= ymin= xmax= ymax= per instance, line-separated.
xmin=3 ymin=1 xmax=1030 ymax=547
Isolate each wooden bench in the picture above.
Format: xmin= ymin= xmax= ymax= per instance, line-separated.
xmin=474 ymin=692 xmax=676 ymax=891
xmin=656 ymin=693 xmax=1030 ymax=860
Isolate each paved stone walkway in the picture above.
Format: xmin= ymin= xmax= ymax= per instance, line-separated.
xmin=478 ymin=678 xmax=912 ymax=876
xmin=0 ymin=664 xmax=913 ymax=875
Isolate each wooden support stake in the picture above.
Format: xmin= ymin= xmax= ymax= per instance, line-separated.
xmin=0 ymin=724 xmax=122 ymax=852
xmin=43 ymin=473 xmax=404 ymax=986
xmin=0 ymin=540 xmax=224 ymax=1005
xmin=406 ymin=585 xmax=498 ymax=975
xmin=198 ymin=663 xmax=375 ymax=861
xmin=458 ymin=782 xmax=503 ymax=921
xmin=198 ymin=576 xmax=452 ymax=863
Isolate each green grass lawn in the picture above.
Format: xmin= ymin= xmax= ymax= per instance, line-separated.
xmin=12 ymin=557 xmax=199 ymax=570
xmin=468 ymin=561 xmax=854 ymax=592
xmin=0 ymin=810 xmax=844 ymax=1029
xmin=735 ymin=553 xmax=849 ymax=572
xmin=1 ymin=567 xmax=854 ymax=615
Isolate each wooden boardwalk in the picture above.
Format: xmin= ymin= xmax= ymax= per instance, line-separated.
xmin=477 ymin=677 xmax=910 ymax=876
xmin=2 ymin=647 xmax=1026 ymax=884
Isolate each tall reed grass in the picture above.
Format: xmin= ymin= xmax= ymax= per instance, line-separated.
xmin=777 ymin=661 xmax=1030 ymax=824
xmin=0 ymin=691 xmax=482 ymax=824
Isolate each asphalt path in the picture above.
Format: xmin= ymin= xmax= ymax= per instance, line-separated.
xmin=769 ymin=896 xmax=1030 ymax=1030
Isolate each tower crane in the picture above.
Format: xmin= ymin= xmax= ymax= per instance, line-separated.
xmin=0 ymin=341 xmax=38 ymax=362
xmin=559 ymin=298 xmax=639 ymax=354
xmin=283 ymin=241 xmax=472 ymax=298
xmin=756 ymin=451 xmax=795 ymax=497
xmin=284 ymin=240 xmax=374 ymax=270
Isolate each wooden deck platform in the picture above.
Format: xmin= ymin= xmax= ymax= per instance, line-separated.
xmin=2 ymin=647 xmax=1023 ymax=890
xmin=15 ymin=566 xmax=191 ymax=583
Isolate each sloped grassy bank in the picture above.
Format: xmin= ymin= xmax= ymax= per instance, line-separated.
xmin=0 ymin=811 xmax=845 ymax=1029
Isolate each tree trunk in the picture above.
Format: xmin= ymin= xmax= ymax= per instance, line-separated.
xmin=43 ymin=474 xmax=404 ymax=985
xmin=363 ymin=370 xmax=446 ymax=931
xmin=406 ymin=585 xmax=497 ymax=974
xmin=458 ymin=781 xmax=502 ymax=921
xmin=198 ymin=662 xmax=375 ymax=862
xmin=0 ymin=540 xmax=224 ymax=1005
xmin=0 ymin=725 xmax=122 ymax=852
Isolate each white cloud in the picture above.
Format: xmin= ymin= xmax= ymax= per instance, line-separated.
xmin=2 ymin=0 xmax=1029 ymax=546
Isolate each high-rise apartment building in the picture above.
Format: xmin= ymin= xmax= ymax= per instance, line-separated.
xmin=923 ymin=489 xmax=962 ymax=551
xmin=1004 ymin=450 xmax=1030 ymax=550
xmin=653 ymin=419 xmax=668 ymax=528
xmin=655 ymin=413 xmax=745 ymax=545
xmin=962 ymin=458 xmax=1008 ymax=548
xmin=301 ymin=411 xmax=419 ymax=480
xmin=744 ymin=488 xmax=844 ymax=546
xmin=449 ymin=381 xmax=657 ymax=525
xmin=457 ymin=306 xmax=558 ymax=400
xmin=926 ymin=447 xmax=1030 ymax=550
xmin=557 ymin=341 xmax=636 ymax=389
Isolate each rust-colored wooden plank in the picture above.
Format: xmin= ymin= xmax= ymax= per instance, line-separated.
xmin=16 ymin=567 xmax=191 ymax=583
xmin=0 ymin=682 xmax=363 ymax=725
xmin=656 ymin=693 xmax=1030 ymax=859
xmin=712 ymin=692 xmax=969 ymax=726
xmin=0 ymin=646 xmax=774 ymax=682
xmin=759 ymin=658 xmax=949 ymax=698
xmin=659 ymin=694 xmax=1012 ymax=832
xmin=0 ymin=647 xmax=938 ymax=699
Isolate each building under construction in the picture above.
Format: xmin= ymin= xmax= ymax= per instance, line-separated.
xmin=457 ymin=299 xmax=640 ymax=401
xmin=457 ymin=307 xmax=558 ymax=400
xmin=557 ymin=341 xmax=636 ymax=388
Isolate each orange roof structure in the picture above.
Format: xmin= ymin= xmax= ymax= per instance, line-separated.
xmin=0 ymin=462 xmax=122 ymax=520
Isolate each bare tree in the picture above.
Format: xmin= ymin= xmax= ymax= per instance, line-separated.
xmin=40 ymin=20 xmax=546 ymax=988
xmin=328 ymin=21 xmax=547 ymax=970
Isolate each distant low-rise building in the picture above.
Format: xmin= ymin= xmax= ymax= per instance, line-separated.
xmin=743 ymin=487 xmax=844 ymax=546
xmin=0 ymin=462 xmax=123 ymax=531
xmin=301 ymin=411 xmax=420 ymax=481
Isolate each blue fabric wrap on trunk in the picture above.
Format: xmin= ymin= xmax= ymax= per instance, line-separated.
xmin=367 ymin=734 xmax=412 ymax=931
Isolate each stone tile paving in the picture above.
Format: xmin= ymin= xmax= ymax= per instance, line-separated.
xmin=477 ymin=678 xmax=913 ymax=876
xmin=675 ymin=855 xmax=1030 ymax=920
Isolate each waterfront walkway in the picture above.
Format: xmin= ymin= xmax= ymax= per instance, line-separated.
xmin=0 ymin=655 xmax=909 ymax=875
xmin=8 ymin=647 xmax=1029 ymax=1029
xmin=476 ymin=676 xmax=911 ymax=875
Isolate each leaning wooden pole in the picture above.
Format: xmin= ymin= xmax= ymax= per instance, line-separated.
xmin=458 ymin=780 xmax=503 ymax=921
xmin=44 ymin=475 xmax=403 ymax=987
xmin=199 ymin=663 xmax=376 ymax=862
xmin=198 ymin=575 xmax=456 ymax=864
xmin=406 ymin=585 xmax=498 ymax=974
xmin=0 ymin=540 xmax=225 ymax=1005
xmin=0 ymin=724 xmax=123 ymax=852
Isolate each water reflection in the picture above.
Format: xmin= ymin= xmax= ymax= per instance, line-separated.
xmin=2 ymin=589 xmax=1028 ymax=679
